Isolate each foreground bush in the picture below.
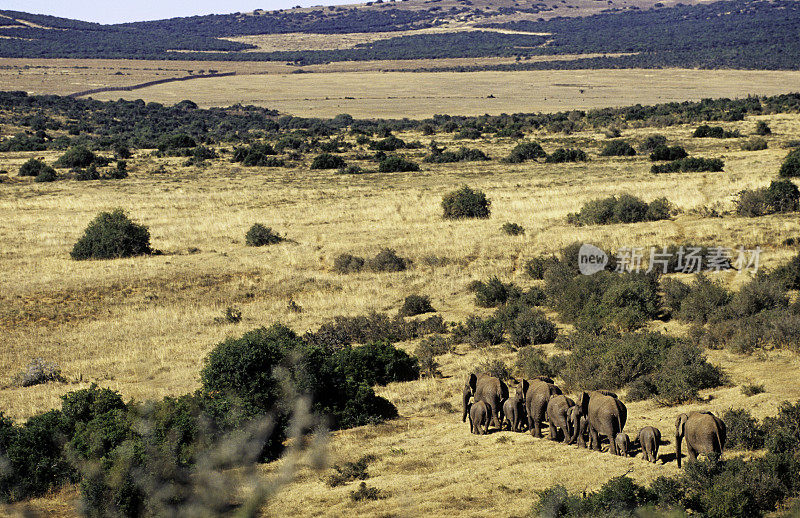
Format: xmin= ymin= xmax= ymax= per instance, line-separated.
xmin=741 ymin=137 xmax=768 ymax=151
xmin=502 ymin=141 xmax=546 ymax=163
xmin=333 ymin=253 xmax=365 ymax=273
xmin=19 ymin=158 xmax=55 ymax=177
xmin=378 ymin=156 xmax=419 ymax=172
xmin=545 ymin=148 xmax=587 ymax=163
xmin=779 ymin=148 xmax=800 ymax=178
xmin=54 ymin=146 xmax=96 ymax=168
xmin=507 ymin=308 xmax=557 ymax=346
xmin=650 ymin=145 xmax=688 ymax=161
xmin=245 ymin=224 xmax=284 ymax=246
xmin=367 ymin=248 xmax=409 ymax=272
xmin=424 ymin=146 xmax=488 ymax=163
xmin=70 ymin=209 xmax=151 ymax=260
xmin=736 ymin=179 xmax=800 ymax=217
xmin=568 ymin=194 xmax=671 ymax=225
xmin=599 ymin=140 xmax=636 ymax=157
xmin=441 ymin=185 xmax=491 ymax=219
xmin=398 ymin=295 xmax=435 ymax=317
xmin=310 ymin=153 xmax=346 ymax=170
xmin=693 ymin=125 xmax=740 ymax=138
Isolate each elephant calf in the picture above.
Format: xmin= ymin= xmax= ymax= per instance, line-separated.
xmin=637 ymin=426 xmax=661 ymax=463
xmin=615 ymin=433 xmax=631 ymax=457
xmin=546 ymin=394 xmax=575 ymax=443
xmin=469 ymin=400 xmax=491 ymax=435
xmin=502 ymin=398 xmax=525 ymax=432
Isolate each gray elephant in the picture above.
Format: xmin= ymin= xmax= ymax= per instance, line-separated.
xmin=570 ymin=390 xmax=627 ymax=455
xmin=502 ymin=397 xmax=526 ymax=432
xmin=615 ymin=433 xmax=631 ymax=457
xmin=567 ymin=405 xmax=592 ymax=448
xmin=515 ymin=377 xmax=562 ymax=438
xmin=546 ymin=394 xmax=575 ymax=443
xmin=462 ymin=373 xmax=509 ymax=430
xmin=468 ymin=400 xmax=490 ymax=435
xmin=637 ymin=426 xmax=661 ymax=463
xmin=676 ymin=411 xmax=726 ymax=468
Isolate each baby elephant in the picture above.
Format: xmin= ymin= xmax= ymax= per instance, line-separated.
xmin=502 ymin=398 xmax=525 ymax=432
xmin=637 ymin=426 xmax=662 ymax=463
xmin=615 ymin=433 xmax=631 ymax=457
xmin=469 ymin=400 xmax=491 ymax=435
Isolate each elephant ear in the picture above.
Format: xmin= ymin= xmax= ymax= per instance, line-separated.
xmin=579 ymin=392 xmax=590 ymax=415
xmin=521 ymin=378 xmax=529 ymax=395
xmin=468 ymin=373 xmax=478 ymax=394
xmin=500 ymin=380 xmax=509 ymax=400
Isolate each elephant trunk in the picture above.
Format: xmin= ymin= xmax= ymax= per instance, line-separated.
xmin=462 ymin=384 xmax=472 ymax=423
xmin=567 ymin=412 xmax=580 ymax=445
xmin=676 ymin=433 xmax=682 ymax=468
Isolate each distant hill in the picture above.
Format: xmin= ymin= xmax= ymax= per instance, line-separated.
xmin=0 ymin=0 xmax=798 ymax=70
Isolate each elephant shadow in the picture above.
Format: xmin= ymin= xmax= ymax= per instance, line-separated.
xmin=660 ymin=452 xmax=678 ymax=464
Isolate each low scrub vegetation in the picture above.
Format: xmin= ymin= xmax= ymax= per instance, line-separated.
xmin=424 ymin=145 xmax=488 ymax=163
xmin=693 ymin=124 xmax=741 ymax=138
xmin=598 ymin=140 xmax=636 ymax=157
xmin=502 ymin=141 xmax=546 ymax=163
xmin=568 ymin=194 xmax=671 ymax=225
xmin=735 ymin=179 xmax=800 ymax=216
xmin=651 ymin=157 xmax=724 ymax=173
xmin=741 ymin=137 xmax=768 ymax=151
xmin=649 ymin=144 xmax=688 ymax=161
xmin=442 ymin=185 xmax=491 ymax=219
xmin=500 ymin=222 xmax=525 ymax=235
xmin=70 ymin=209 xmax=152 ymax=260
xmin=245 ymin=224 xmax=284 ymax=246
xmin=398 ymin=295 xmax=435 ymax=317
xmin=378 ymin=155 xmax=419 ymax=172
xmin=779 ymin=148 xmax=800 ymax=177
xmin=545 ymin=148 xmax=587 ymax=163
xmin=310 ymin=152 xmax=346 ymax=170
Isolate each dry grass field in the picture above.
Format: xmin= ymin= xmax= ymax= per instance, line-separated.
xmin=86 ymin=69 xmax=800 ymax=118
xmin=2 ymin=108 xmax=800 ymax=516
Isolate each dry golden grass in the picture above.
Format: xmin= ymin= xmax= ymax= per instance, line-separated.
xmin=2 ymin=113 xmax=800 ymax=516
xmin=86 ymin=68 xmax=800 ymax=118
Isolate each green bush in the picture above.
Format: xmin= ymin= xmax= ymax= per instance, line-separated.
xmin=650 ymin=145 xmax=688 ymax=161
xmin=524 ymin=255 xmax=559 ymax=280
xmin=741 ymin=137 xmax=768 ymax=151
xmin=651 ymin=157 xmax=724 ymax=173
xmin=503 ymin=141 xmax=546 ymax=163
xmin=755 ymin=121 xmax=772 ymax=135
xmin=350 ymin=482 xmax=386 ymax=501
xmin=305 ymin=312 xmax=446 ymax=349
xmin=515 ymin=345 xmax=555 ymax=379
xmin=673 ymin=273 xmax=731 ymax=323
xmin=245 ymin=223 xmax=284 ymax=246
xmin=232 ymin=143 xmax=284 ymax=167
xmin=70 ymin=209 xmax=152 ymax=260
xmin=599 ymin=140 xmax=636 ymax=157
xmin=475 ymin=358 xmax=513 ymax=381
xmin=19 ymin=158 xmax=55 ymax=177
xmin=639 ymin=134 xmax=668 ymax=152
xmin=335 ymin=341 xmax=420 ymax=387
xmin=441 ymin=185 xmax=491 ymax=219
xmin=741 ymin=382 xmax=766 ymax=396
xmin=568 ymin=194 xmax=671 ymax=225
xmin=545 ymin=148 xmax=587 ymax=163
xmin=649 ymin=342 xmax=725 ymax=405
xmin=157 ymin=134 xmax=196 ymax=151
xmin=472 ymin=276 xmax=518 ymax=307
xmin=378 ymin=155 xmax=419 ymax=172
xmin=369 ymin=135 xmax=406 ymax=151
xmin=693 ymin=125 xmax=740 ymax=138
xmin=54 ymin=146 xmax=96 ymax=168
xmin=310 ymin=152 xmax=346 ymax=169
xmin=451 ymin=316 xmax=505 ymax=348
xmin=34 ymin=167 xmax=57 ymax=182
xmin=508 ymin=308 xmax=557 ymax=346
xmin=333 ymin=253 xmax=365 ymax=273
xmin=779 ymin=149 xmax=800 ymax=178
xmin=500 ymin=222 xmax=525 ymax=235
xmin=723 ymin=408 xmax=765 ymax=450
xmin=367 ymin=248 xmax=409 ymax=272
xmin=399 ymin=294 xmax=435 ymax=317
xmin=327 ymin=454 xmax=376 ymax=487
xmin=737 ymin=179 xmax=800 ymax=216
xmin=424 ymin=146 xmax=488 ymax=163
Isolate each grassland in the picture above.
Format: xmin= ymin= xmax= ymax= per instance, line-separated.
xmin=85 ymin=69 xmax=800 ymax=118
xmin=2 ymin=109 xmax=800 ymax=515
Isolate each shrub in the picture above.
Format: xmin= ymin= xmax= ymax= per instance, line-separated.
xmin=350 ymin=482 xmax=386 ymax=501
xmin=737 ymin=179 xmax=800 ymax=216
xmin=399 ymin=295 xmax=435 ymax=317
xmin=508 ymin=308 xmax=557 ymax=346
xmin=70 ymin=209 xmax=151 ymax=260
xmin=367 ymin=248 xmax=409 ymax=272
xmin=674 ymin=273 xmax=731 ymax=323
xmin=651 ymin=157 xmax=724 ymax=173
xmin=515 ymin=345 xmax=555 ymax=379
xmin=649 ymin=342 xmax=725 ymax=405
xmin=779 ymin=149 xmax=800 ymax=178
xmin=335 ymin=341 xmax=420 ymax=386
xmin=455 ymin=127 xmax=481 ymax=140
xmin=414 ymin=342 xmax=440 ymax=378
xmin=755 ymin=121 xmax=772 ymax=135
xmin=639 ymin=134 xmax=668 ymax=152
xmin=599 ymin=140 xmax=636 ymax=157
xmin=334 ymin=253 xmax=365 ymax=273
xmin=475 ymin=358 xmax=513 ymax=381
xmin=741 ymin=382 xmax=766 ymax=396
xmin=34 ymin=167 xmax=57 ymax=182
xmin=232 ymin=143 xmax=284 ymax=167
xmin=310 ymin=152 xmax=346 ymax=169
xmin=441 ymin=185 xmax=491 ymax=219
xmin=19 ymin=158 xmax=55 ymax=177
xmin=769 ymin=252 xmax=800 ymax=289
xmin=472 ymin=276 xmax=518 ymax=307
xmin=693 ymin=125 xmax=740 ymax=138
xmin=545 ymin=148 xmax=587 ymax=163
xmin=650 ymin=145 xmax=688 ymax=161
xmin=424 ymin=146 xmax=489 ymax=163
xmin=105 ymin=160 xmax=128 ymax=179
xmin=741 ymin=137 xmax=768 ymax=151
xmin=451 ymin=316 xmax=505 ymax=348
xmin=158 ymin=134 xmax=196 ymax=151
xmin=245 ymin=224 xmax=284 ymax=246
xmin=305 ymin=312 xmax=446 ymax=349
xmin=54 ymin=146 xmax=96 ymax=168
xmin=369 ymin=135 xmax=406 ymax=151
xmin=337 ymin=165 xmax=367 ymax=174
xmin=327 ymin=454 xmax=376 ymax=487
xmin=501 ymin=222 xmax=525 ymax=235
xmin=525 ymin=255 xmax=559 ymax=280
xmin=13 ymin=358 xmax=65 ymax=387
xmin=723 ymin=408 xmax=765 ymax=450
xmin=503 ymin=141 xmax=546 ymax=163
xmin=568 ymin=194 xmax=671 ymax=225
xmin=378 ymin=155 xmax=419 ymax=172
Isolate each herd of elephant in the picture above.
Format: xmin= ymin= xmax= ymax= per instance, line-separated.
xmin=462 ymin=374 xmax=727 ymax=467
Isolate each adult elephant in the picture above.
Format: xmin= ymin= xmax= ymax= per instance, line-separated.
xmin=546 ymin=394 xmax=575 ymax=443
xmin=570 ymin=390 xmax=627 ymax=455
xmin=462 ymin=373 xmax=509 ymax=430
xmin=515 ymin=376 xmax=562 ymax=438
xmin=675 ymin=411 xmax=726 ymax=468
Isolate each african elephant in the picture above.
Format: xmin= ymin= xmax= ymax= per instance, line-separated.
xmin=615 ymin=433 xmax=631 ymax=457
xmin=571 ymin=390 xmax=627 ymax=455
xmin=462 ymin=373 xmax=509 ymax=430
xmin=502 ymin=397 xmax=526 ymax=432
xmin=637 ymin=426 xmax=661 ymax=463
xmin=469 ymin=400 xmax=490 ymax=435
xmin=567 ymin=406 xmax=588 ymax=448
xmin=516 ymin=377 xmax=562 ymax=438
xmin=676 ymin=411 xmax=726 ymax=468
xmin=546 ymin=394 xmax=575 ymax=443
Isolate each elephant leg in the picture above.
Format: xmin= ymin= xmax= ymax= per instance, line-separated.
xmin=483 ymin=418 xmax=490 ymax=435
xmin=548 ymin=419 xmax=557 ymax=440
xmin=589 ymin=427 xmax=601 ymax=451
xmin=609 ymin=433 xmax=618 ymax=455
xmin=688 ymin=444 xmax=697 ymax=463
